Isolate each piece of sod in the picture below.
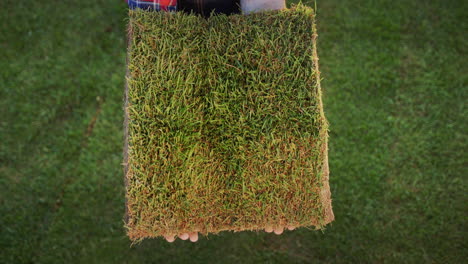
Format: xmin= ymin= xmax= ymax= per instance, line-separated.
xmin=124 ymin=4 xmax=333 ymax=241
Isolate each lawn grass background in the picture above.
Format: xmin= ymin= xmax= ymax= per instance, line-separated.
xmin=1 ymin=0 xmax=466 ymax=263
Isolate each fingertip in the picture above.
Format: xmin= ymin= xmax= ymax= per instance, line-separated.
xmin=189 ymin=232 xmax=198 ymax=242
xmin=273 ymin=227 xmax=284 ymax=235
xmin=165 ymin=235 xmax=176 ymax=243
xmin=265 ymin=226 xmax=273 ymax=233
xmin=287 ymin=226 xmax=295 ymax=231
xmin=179 ymin=233 xmax=189 ymax=240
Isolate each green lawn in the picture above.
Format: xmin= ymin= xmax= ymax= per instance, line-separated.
xmin=1 ymin=0 xmax=466 ymax=263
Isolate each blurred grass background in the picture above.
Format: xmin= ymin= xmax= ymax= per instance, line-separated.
xmin=0 ymin=0 xmax=466 ymax=263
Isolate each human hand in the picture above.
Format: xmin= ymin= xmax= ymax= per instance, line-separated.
xmin=164 ymin=225 xmax=296 ymax=242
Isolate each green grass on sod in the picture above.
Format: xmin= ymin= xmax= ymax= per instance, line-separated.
xmin=125 ymin=5 xmax=333 ymax=240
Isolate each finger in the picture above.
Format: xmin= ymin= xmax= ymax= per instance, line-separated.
xmin=273 ymin=227 xmax=284 ymax=235
xmin=179 ymin=233 xmax=189 ymax=240
xmin=189 ymin=232 xmax=198 ymax=242
xmin=287 ymin=226 xmax=295 ymax=231
xmin=265 ymin=225 xmax=273 ymax=233
xmin=165 ymin=235 xmax=176 ymax=242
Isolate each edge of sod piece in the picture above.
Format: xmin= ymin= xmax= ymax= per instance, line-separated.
xmin=124 ymin=4 xmax=334 ymax=241
xmin=123 ymin=22 xmax=132 ymax=227
xmin=311 ymin=16 xmax=334 ymax=226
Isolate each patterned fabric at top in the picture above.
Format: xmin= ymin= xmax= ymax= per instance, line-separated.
xmin=127 ymin=0 xmax=177 ymax=11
